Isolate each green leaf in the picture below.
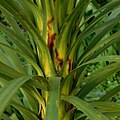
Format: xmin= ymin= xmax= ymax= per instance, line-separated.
xmin=98 ymin=84 xmax=120 ymax=102
xmin=0 ymin=77 xmax=7 ymax=87
xmin=11 ymin=113 xmax=19 ymax=120
xmin=0 ymin=19 xmax=35 ymax=60
xmin=78 ymin=63 xmax=120 ymax=98
xmin=0 ymin=43 xmax=43 ymax=76
xmin=78 ymin=29 xmax=120 ymax=64
xmin=91 ymin=102 xmax=120 ymax=117
xmin=82 ymin=56 xmax=120 ymax=66
xmin=10 ymin=100 xmax=39 ymax=120
xmin=62 ymin=108 xmax=75 ymax=120
xmin=68 ymin=0 xmax=120 ymax=64
xmin=91 ymin=102 xmax=120 ymax=112
xmin=0 ymin=75 xmax=34 ymax=117
xmin=22 ymin=85 xmax=46 ymax=117
xmin=45 ymin=77 xmax=60 ymax=120
xmin=20 ymin=88 xmax=39 ymax=113
xmin=61 ymin=57 xmax=120 ymax=97
xmin=1 ymin=113 xmax=11 ymax=120
xmin=0 ymin=35 xmax=27 ymax=74
xmin=0 ymin=0 xmax=56 ymax=77
xmin=27 ymin=76 xmax=49 ymax=91
xmin=0 ymin=61 xmax=23 ymax=78
xmin=90 ymin=102 xmax=120 ymax=117
xmin=55 ymin=0 xmax=67 ymax=28
xmin=62 ymin=96 xmax=109 ymax=120
xmin=56 ymin=0 xmax=90 ymax=63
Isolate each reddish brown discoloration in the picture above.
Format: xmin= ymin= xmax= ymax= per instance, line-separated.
xmin=47 ymin=16 xmax=56 ymax=52
xmin=47 ymin=16 xmax=54 ymax=25
xmin=47 ymin=33 xmax=56 ymax=50
xmin=51 ymin=33 xmax=56 ymax=41
xmin=47 ymin=33 xmax=51 ymax=48
xmin=47 ymin=16 xmax=54 ymax=30
xmin=55 ymin=48 xmax=59 ymax=57
xmin=66 ymin=103 xmax=72 ymax=111
xmin=55 ymin=48 xmax=63 ymax=67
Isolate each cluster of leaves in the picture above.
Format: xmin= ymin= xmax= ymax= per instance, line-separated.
xmin=85 ymin=0 xmax=120 ymax=102
xmin=0 ymin=0 xmax=120 ymax=120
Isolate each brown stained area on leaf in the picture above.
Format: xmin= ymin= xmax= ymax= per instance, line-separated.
xmin=47 ymin=32 xmax=57 ymax=50
xmin=66 ymin=103 xmax=72 ymax=112
xmin=47 ymin=16 xmax=57 ymax=52
xmin=67 ymin=56 xmax=72 ymax=74
xmin=47 ymin=16 xmax=54 ymax=30
xmin=55 ymin=49 xmax=63 ymax=67
xmin=55 ymin=48 xmax=63 ymax=73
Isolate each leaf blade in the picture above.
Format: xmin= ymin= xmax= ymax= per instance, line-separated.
xmin=0 ymin=75 xmax=34 ymax=116
xmin=62 ymin=96 xmax=109 ymax=120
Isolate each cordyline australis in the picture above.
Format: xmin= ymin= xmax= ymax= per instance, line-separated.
xmin=0 ymin=0 xmax=120 ymax=120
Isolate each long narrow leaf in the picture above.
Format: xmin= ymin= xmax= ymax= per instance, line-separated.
xmin=45 ymin=77 xmax=60 ymax=120
xmin=0 ymin=75 xmax=34 ymax=116
xmin=98 ymin=84 xmax=120 ymax=102
xmin=10 ymin=100 xmax=39 ymax=120
xmin=62 ymin=96 xmax=109 ymax=120
xmin=0 ymin=61 xmax=23 ymax=78
xmin=78 ymin=63 xmax=120 ymax=98
xmin=0 ymin=42 xmax=43 ymax=76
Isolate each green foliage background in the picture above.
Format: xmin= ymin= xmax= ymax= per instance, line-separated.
xmin=0 ymin=0 xmax=120 ymax=120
